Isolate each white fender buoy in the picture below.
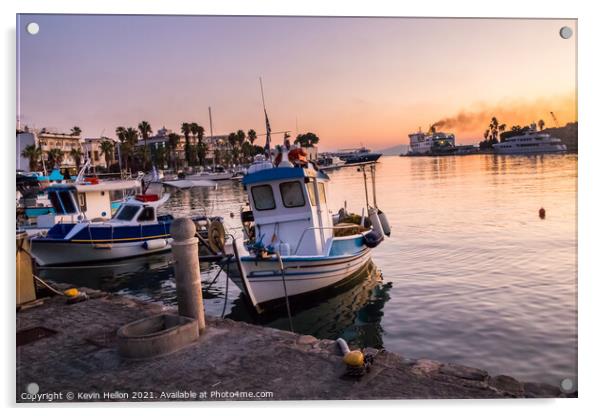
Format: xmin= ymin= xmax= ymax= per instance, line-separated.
xmin=368 ymin=207 xmax=384 ymax=239
xmin=378 ymin=209 xmax=391 ymax=237
xmin=143 ymin=239 xmax=168 ymax=250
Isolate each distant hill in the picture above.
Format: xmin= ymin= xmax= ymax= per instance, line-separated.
xmin=378 ymin=144 xmax=410 ymax=156
xmin=543 ymin=122 xmax=578 ymax=152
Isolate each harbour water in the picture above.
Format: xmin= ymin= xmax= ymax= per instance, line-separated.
xmin=40 ymin=154 xmax=577 ymax=386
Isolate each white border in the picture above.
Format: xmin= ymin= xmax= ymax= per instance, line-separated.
xmin=2 ymin=1 xmax=600 ymax=415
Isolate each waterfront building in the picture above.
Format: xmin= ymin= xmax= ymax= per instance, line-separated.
xmin=17 ymin=129 xmax=84 ymax=171
xmin=83 ymin=137 xmax=118 ymax=169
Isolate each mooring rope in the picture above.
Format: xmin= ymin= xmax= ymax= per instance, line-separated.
xmin=276 ymin=252 xmax=294 ymax=332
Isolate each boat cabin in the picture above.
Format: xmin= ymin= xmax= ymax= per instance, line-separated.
xmin=242 ymin=165 xmax=333 ymax=256
xmin=36 ymin=180 xmax=141 ymax=228
xmin=111 ymin=193 xmax=170 ymax=225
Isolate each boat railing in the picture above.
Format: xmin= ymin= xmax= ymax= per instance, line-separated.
xmin=293 ymin=224 xmax=360 ymax=255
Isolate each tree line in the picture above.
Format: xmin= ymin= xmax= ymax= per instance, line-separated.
xmin=20 ymin=120 xmax=321 ymax=173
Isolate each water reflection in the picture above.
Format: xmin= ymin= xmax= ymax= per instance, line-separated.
xmin=39 ymin=253 xmax=392 ymax=348
xmin=37 ymin=253 xmax=228 ymax=306
xmin=226 ymin=261 xmax=392 ymax=347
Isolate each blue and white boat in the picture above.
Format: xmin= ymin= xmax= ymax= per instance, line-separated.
xmin=230 ymin=148 xmax=390 ymax=312
xmin=30 ymin=192 xmax=175 ymax=266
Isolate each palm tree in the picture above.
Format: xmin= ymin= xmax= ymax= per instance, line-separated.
xmin=538 ymin=119 xmax=546 ymax=131
xmin=227 ymin=132 xmax=239 ymax=166
xmin=294 ymin=132 xmax=320 ymax=147
xmin=247 ymin=129 xmax=257 ymax=145
xmin=498 ymin=123 xmax=507 ymax=142
xmin=196 ymin=124 xmax=205 ymax=141
xmin=115 ymin=126 xmax=127 ymax=142
xmin=168 ymin=133 xmax=180 ymax=170
xmin=154 ymin=146 xmax=168 ymax=169
xmin=21 ymin=144 xmax=42 ymax=172
xmin=100 ymin=139 xmax=115 ymax=171
xmin=235 ymin=130 xmax=246 ymax=163
xmin=189 ymin=123 xmax=202 ymax=166
xmin=191 ymin=123 xmax=205 ymax=166
xmin=489 ymin=117 xmax=499 ymax=142
xmin=124 ymin=127 xmax=139 ymax=170
xmin=196 ymin=141 xmax=207 ymax=166
xmin=138 ymin=121 xmax=152 ymax=169
xmin=70 ymin=126 xmax=82 ymax=136
xmin=241 ymin=141 xmax=253 ymax=161
xmin=47 ymin=148 xmax=64 ymax=169
xmin=181 ymin=123 xmax=193 ymax=166
xmin=70 ymin=148 xmax=83 ymax=170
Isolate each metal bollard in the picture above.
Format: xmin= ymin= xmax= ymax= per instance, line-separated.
xmin=170 ymin=218 xmax=205 ymax=333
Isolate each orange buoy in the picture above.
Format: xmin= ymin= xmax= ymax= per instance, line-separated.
xmin=539 ymin=207 xmax=546 ymax=219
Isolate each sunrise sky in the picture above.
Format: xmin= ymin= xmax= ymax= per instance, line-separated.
xmin=17 ymin=15 xmax=577 ymax=151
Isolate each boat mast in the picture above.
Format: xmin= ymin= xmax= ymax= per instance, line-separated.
xmin=259 ymin=77 xmax=272 ymax=162
xmin=208 ymin=106 xmax=214 ymax=170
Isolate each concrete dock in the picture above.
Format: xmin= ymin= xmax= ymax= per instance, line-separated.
xmin=16 ymin=286 xmax=572 ymax=402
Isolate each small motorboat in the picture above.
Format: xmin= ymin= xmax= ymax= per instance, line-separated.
xmin=19 ymin=178 xmax=141 ymax=236
xmin=228 ymin=144 xmax=391 ymax=313
xmin=29 ymin=184 xmax=223 ymax=266
xmin=186 ymin=165 xmax=234 ymax=181
xmin=30 ymin=193 xmax=175 ymax=266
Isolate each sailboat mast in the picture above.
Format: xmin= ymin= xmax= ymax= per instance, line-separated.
xmin=208 ymin=106 xmax=214 ymax=169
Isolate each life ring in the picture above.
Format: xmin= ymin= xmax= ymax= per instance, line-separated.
xmin=288 ymin=148 xmax=308 ymax=165
xmin=208 ymin=220 xmax=226 ymax=253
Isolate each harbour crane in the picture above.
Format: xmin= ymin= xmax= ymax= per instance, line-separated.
xmin=550 ymin=111 xmax=560 ymax=128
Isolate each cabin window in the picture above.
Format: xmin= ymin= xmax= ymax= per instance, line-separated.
xmin=48 ymin=190 xmax=77 ymax=215
xmin=307 ymin=183 xmax=317 ymax=206
xmin=115 ymin=205 xmax=140 ymax=221
xmin=138 ymin=206 xmax=155 ymax=222
xmin=318 ymin=182 xmax=327 ymax=204
xmin=280 ymin=181 xmax=305 ymax=208
xmin=251 ymin=185 xmax=276 ymax=211
xmin=57 ymin=190 xmax=77 ymax=214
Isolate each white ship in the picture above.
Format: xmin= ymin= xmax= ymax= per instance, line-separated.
xmin=408 ymin=131 xmax=455 ymax=155
xmin=493 ymin=124 xmax=567 ymax=154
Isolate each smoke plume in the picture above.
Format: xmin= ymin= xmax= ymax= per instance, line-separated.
xmin=429 ymin=94 xmax=576 ymax=137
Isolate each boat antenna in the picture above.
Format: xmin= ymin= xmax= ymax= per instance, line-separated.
xmin=259 ymin=77 xmax=272 ymax=162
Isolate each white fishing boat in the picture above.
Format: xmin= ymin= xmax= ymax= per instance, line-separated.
xmin=316 ymin=155 xmax=345 ymax=170
xmin=229 ymin=145 xmax=391 ymax=313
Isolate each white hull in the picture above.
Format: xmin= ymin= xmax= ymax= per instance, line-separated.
xmin=30 ymin=238 xmax=173 ymax=266
xmin=493 ymin=144 xmax=567 ymax=154
xmin=187 ymin=172 xmax=233 ymax=181
xmin=232 ymin=248 xmax=372 ymax=307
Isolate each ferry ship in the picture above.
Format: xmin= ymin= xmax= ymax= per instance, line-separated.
xmin=408 ymin=131 xmax=456 ymax=155
xmin=493 ymin=124 xmax=567 ymax=154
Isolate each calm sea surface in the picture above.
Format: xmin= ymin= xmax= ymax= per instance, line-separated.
xmin=41 ymin=154 xmax=577 ymax=386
